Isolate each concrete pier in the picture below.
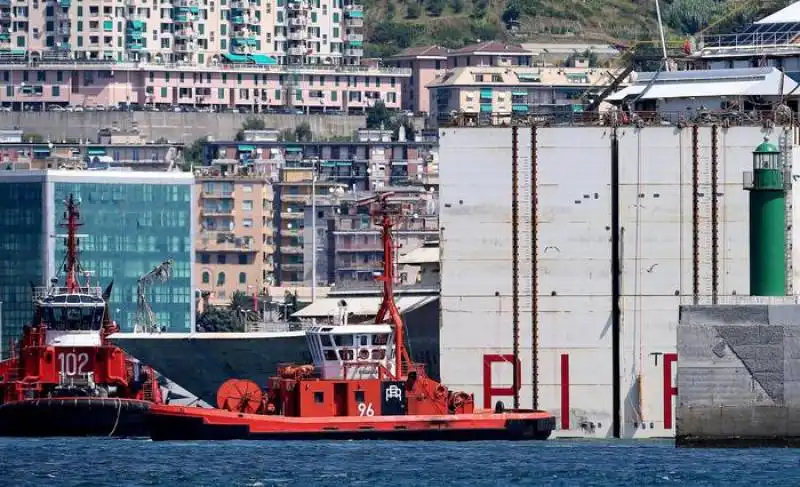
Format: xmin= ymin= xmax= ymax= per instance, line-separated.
xmin=676 ymin=302 xmax=800 ymax=447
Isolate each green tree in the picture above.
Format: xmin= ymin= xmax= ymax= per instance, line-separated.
xmin=425 ymin=0 xmax=444 ymax=17
xmin=366 ymin=100 xmax=393 ymax=129
xmin=235 ymin=116 xmax=267 ymax=141
xmin=196 ymin=307 xmax=244 ymax=332
xmin=294 ymin=121 xmax=313 ymax=142
xmin=406 ymin=2 xmax=421 ymax=19
xmin=450 ymin=0 xmax=464 ymax=14
xmin=278 ymin=128 xmax=297 ymax=142
xmin=182 ymin=136 xmax=207 ymax=170
xmin=664 ymin=0 xmax=722 ymax=35
xmin=23 ymin=133 xmax=44 ymax=143
xmin=230 ymin=290 xmax=252 ymax=310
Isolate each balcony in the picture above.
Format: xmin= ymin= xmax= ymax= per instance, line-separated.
xmin=199 ymin=233 xmax=258 ymax=252
xmin=287 ymin=17 xmax=307 ymax=27
xmin=201 ymin=190 xmax=234 ymax=198
xmin=280 ymin=228 xmax=301 ymax=237
xmin=287 ymin=30 xmax=306 ymax=41
xmin=344 ymin=47 xmax=363 ymax=57
xmin=280 ymin=245 xmax=303 ymax=254
xmin=280 ymin=263 xmax=304 ymax=271
xmin=173 ymin=41 xmax=195 ymax=52
xmin=174 ymin=29 xmax=196 ymax=39
xmin=287 ymin=0 xmax=309 ymax=10
xmin=280 ymin=211 xmax=304 ymax=219
xmin=231 ymin=29 xmax=251 ymax=39
xmin=345 ymin=33 xmax=363 ymax=42
xmin=287 ymin=46 xmax=307 ymax=56
xmin=343 ymin=17 xmax=363 ymax=27
xmin=201 ymin=207 xmax=234 ymax=216
xmin=281 ymin=194 xmax=310 ymax=202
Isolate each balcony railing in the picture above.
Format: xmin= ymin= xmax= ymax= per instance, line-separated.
xmin=200 ymin=207 xmax=234 ymax=215
xmin=201 ymin=191 xmax=234 ymax=198
xmin=281 ymin=194 xmax=310 ymax=202
xmin=280 ymin=211 xmax=304 ymax=219
xmin=280 ymin=245 xmax=303 ymax=254
xmin=0 ymin=59 xmax=412 ymax=76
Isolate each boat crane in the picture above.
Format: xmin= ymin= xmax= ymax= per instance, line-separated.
xmin=133 ymin=259 xmax=174 ymax=334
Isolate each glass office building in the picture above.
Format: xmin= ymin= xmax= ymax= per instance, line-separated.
xmin=0 ymin=171 xmax=195 ymax=351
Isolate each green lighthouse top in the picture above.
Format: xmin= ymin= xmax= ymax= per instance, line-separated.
xmin=754 ymin=137 xmax=780 ymax=154
xmin=753 ymin=136 xmax=781 ymax=172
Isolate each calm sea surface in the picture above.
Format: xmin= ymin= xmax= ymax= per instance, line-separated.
xmin=1 ymin=438 xmax=799 ymax=486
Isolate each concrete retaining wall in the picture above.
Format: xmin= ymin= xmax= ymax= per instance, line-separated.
xmin=0 ymin=112 xmax=368 ymax=143
xmin=677 ymin=303 xmax=800 ymax=446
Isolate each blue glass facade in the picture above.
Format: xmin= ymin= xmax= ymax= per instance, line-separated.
xmin=0 ymin=181 xmax=45 ymax=353
xmin=52 ymin=181 xmax=194 ymax=332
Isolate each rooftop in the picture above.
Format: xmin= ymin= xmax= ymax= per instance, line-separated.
xmin=449 ymin=41 xmax=532 ymax=56
xmin=429 ymin=66 xmax=622 ymax=88
xmin=606 ymin=67 xmax=798 ymax=102
xmin=391 ymin=45 xmax=451 ymax=60
xmin=756 ymin=1 xmax=800 ymax=24
xmin=0 ymin=60 xmax=412 ymax=77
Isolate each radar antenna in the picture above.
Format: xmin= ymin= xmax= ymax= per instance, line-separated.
xmin=133 ymin=259 xmax=174 ymax=333
xmin=353 ymin=191 xmax=414 ymax=378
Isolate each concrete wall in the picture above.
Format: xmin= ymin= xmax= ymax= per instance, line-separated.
xmin=677 ymin=303 xmax=800 ymax=446
xmin=0 ymin=112 xmax=368 ymax=143
xmin=439 ymin=124 xmax=795 ymax=439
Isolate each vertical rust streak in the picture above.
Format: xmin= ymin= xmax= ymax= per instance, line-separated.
xmin=711 ymin=124 xmax=719 ymax=304
xmin=531 ymin=125 xmax=539 ymax=411
xmin=511 ymin=125 xmax=521 ymax=411
xmin=692 ymin=124 xmax=700 ymax=304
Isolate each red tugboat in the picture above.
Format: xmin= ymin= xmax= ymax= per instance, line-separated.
xmin=0 ymin=194 xmax=162 ymax=437
xmin=148 ymin=193 xmax=556 ymax=441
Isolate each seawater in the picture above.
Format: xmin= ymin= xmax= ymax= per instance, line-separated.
xmin=2 ymin=438 xmax=799 ymax=486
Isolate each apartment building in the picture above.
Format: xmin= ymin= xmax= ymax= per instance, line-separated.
xmin=303 ymin=186 xmax=438 ymax=285
xmin=0 ymin=60 xmax=408 ymax=111
xmin=194 ymin=158 xmax=278 ymax=305
xmin=0 ymin=0 xmax=363 ymax=65
xmin=427 ymin=65 xmax=626 ymax=122
xmin=384 ymin=41 xmax=535 ymax=114
xmin=0 ymin=126 xmax=182 ymax=170
xmin=205 ymin=127 xmax=439 ymax=191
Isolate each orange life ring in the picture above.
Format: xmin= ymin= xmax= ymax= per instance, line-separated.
xmin=358 ymin=349 xmax=369 ymax=360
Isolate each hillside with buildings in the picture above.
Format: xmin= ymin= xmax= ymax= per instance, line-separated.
xmin=364 ymin=0 xmax=797 ymax=56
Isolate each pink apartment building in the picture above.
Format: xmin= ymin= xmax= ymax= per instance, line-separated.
xmin=0 ymin=62 xmax=409 ymax=112
xmin=384 ymin=41 xmax=535 ymax=115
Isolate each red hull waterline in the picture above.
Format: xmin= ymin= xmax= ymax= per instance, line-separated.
xmin=148 ymin=405 xmax=556 ymax=441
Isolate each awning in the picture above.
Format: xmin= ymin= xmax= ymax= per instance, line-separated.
xmin=249 ymin=54 xmax=277 ymax=65
xmin=293 ymin=295 xmax=436 ymax=319
xmin=480 ymin=104 xmax=493 ymax=113
xmin=346 ymin=10 xmax=363 ymax=18
xmin=517 ymin=73 xmax=541 ymax=82
xmin=87 ymin=148 xmax=106 ymax=156
xmin=512 ymin=104 xmax=529 ymax=112
xmin=285 ymin=146 xmax=302 ymax=152
xmin=479 ymin=89 xmax=493 ymax=98
xmin=222 ymin=53 xmax=249 ymax=63
xmin=237 ymin=145 xmax=255 ymax=152
xmin=33 ymin=148 xmax=51 ymax=155
xmin=511 ymin=90 xmax=528 ymax=96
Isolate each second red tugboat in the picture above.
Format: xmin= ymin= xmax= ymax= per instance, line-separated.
xmin=148 ymin=193 xmax=556 ymax=441
xmin=0 ymin=194 xmax=162 ymax=437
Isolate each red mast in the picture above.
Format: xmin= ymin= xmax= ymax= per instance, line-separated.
xmin=359 ymin=192 xmax=412 ymax=378
xmin=62 ymin=194 xmax=82 ymax=293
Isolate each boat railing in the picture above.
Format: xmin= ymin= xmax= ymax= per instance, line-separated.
xmin=32 ymin=285 xmax=104 ymax=301
xmin=58 ymin=370 xmax=95 ymax=388
xmin=698 ymin=31 xmax=800 ymax=55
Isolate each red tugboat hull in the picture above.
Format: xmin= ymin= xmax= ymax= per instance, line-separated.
xmin=0 ymin=398 xmax=153 ymax=437
xmin=148 ymin=405 xmax=556 ymax=441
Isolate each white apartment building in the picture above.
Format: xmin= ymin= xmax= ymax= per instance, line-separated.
xmin=0 ymin=0 xmax=363 ymax=65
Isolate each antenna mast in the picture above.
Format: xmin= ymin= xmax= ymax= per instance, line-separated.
xmin=355 ymin=192 xmax=413 ymax=378
xmin=63 ymin=194 xmax=82 ymax=293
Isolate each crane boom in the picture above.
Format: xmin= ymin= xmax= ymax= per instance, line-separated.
xmin=133 ymin=259 xmax=174 ymax=334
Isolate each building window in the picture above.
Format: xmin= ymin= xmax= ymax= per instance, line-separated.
xmin=52 ymin=86 xmax=60 ymax=97
xmin=217 ymin=272 xmax=226 ymax=285
xmin=243 ymin=218 xmax=253 ymax=228
xmin=202 ymin=271 xmax=210 ymax=283
xmin=314 ymin=392 xmax=324 ymax=403
xmin=242 ymin=200 xmax=253 ymax=211
xmin=217 ymin=254 xmax=226 ymax=264
xmin=239 ymin=272 xmax=246 ymax=284
xmin=238 ymin=254 xmax=247 ymax=265
xmin=242 ymin=184 xmax=253 ymax=193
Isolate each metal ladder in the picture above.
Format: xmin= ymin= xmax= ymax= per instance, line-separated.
xmin=781 ymin=128 xmax=794 ymax=296
xmin=696 ymin=132 xmax=715 ymax=304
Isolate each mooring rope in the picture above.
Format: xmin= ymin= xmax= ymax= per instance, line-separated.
xmin=108 ymin=398 xmax=122 ymax=437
